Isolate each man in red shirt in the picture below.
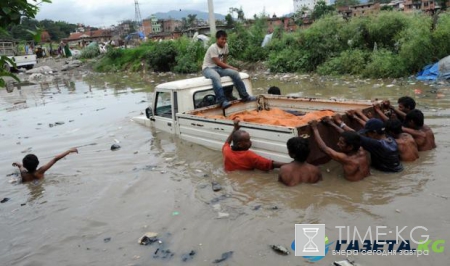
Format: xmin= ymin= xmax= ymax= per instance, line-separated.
xmin=222 ymin=120 xmax=285 ymax=171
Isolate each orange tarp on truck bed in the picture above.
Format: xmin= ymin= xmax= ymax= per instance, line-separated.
xmin=201 ymin=108 xmax=335 ymax=127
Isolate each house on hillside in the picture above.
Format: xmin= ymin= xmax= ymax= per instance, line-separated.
xmin=404 ymin=0 xmax=450 ymax=13
xmin=64 ymin=29 xmax=113 ymax=47
xmin=349 ymin=2 xmax=381 ymax=17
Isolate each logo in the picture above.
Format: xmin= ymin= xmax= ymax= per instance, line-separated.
xmin=291 ymin=236 xmax=334 ymax=262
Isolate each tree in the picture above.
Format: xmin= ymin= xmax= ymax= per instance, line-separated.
xmin=229 ymin=7 xmax=245 ymax=22
xmin=225 ymin=14 xmax=234 ymax=28
xmin=311 ymin=0 xmax=335 ymax=20
xmin=294 ymin=6 xmax=311 ymax=25
xmin=1 ymin=0 xmax=52 ymax=88
xmin=335 ymin=0 xmax=360 ymax=7
xmin=187 ymin=14 xmax=197 ymax=28
xmin=181 ymin=17 xmax=189 ymax=30
xmin=381 ymin=5 xmax=394 ymax=11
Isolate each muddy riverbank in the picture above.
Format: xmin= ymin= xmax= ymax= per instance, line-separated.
xmin=1 ymin=72 xmax=450 ymax=265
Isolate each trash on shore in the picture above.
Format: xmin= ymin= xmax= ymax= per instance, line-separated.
xmin=270 ymin=245 xmax=290 ymax=255
xmin=138 ymin=232 xmax=158 ymax=245
xmin=213 ymin=251 xmax=233 ymax=263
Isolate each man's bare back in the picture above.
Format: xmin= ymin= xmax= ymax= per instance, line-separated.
xmin=404 ymin=125 xmax=436 ymax=152
xmin=395 ymin=133 xmax=419 ymax=161
xmin=340 ymin=148 xmax=370 ymax=182
xmin=278 ymin=162 xmax=322 ymax=186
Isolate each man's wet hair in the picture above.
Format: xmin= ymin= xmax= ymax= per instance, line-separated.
xmin=385 ymin=119 xmax=403 ymax=135
xmin=341 ymin=131 xmax=361 ymax=152
xmin=398 ymin=96 xmax=416 ymax=110
xmin=216 ymin=30 xmax=227 ymax=39
xmin=405 ymin=109 xmax=424 ymax=127
xmin=232 ymin=130 xmax=247 ymax=146
xmin=23 ymin=154 xmax=39 ymax=173
xmin=287 ymin=137 xmax=310 ymax=162
xmin=268 ymin=86 xmax=281 ymax=95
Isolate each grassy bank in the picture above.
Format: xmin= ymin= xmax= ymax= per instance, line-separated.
xmin=92 ymin=11 xmax=450 ymax=78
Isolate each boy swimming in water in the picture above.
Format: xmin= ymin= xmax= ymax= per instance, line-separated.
xmin=12 ymin=148 xmax=78 ymax=182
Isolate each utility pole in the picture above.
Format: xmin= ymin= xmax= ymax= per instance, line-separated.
xmin=135 ymin=0 xmax=143 ymax=32
xmin=208 ymin=0 xmax=216 ymax=36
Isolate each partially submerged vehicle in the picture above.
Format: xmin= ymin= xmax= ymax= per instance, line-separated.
xmin=133 ymin=74 xmax=372 ymax=164
xmin=0 ymin=40 xmax=37 ymax=71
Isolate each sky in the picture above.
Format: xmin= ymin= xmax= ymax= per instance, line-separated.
xmin=35 ymin=0 xmax=295 ymax=27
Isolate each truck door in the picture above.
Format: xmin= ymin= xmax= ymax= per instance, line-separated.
xmin=153 ymin=91 xmax=175 ymax=133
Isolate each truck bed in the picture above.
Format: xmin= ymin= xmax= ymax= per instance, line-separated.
xmin=177 ymin=95 xmax=373 ymax=164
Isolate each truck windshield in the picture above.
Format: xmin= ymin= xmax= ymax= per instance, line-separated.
xmin=155 ymin=91 xmax=172 ymax=118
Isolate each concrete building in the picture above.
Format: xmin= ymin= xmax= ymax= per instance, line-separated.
xmin=349 ymin=2 xmax=381 ymax=17
xmin=404 ymin=0 xmax=450 ymax=13
xmin=150 ymin=15 xmax=161 ymax=33
xmin=160 ymin=19 xmax=182 ymax=33
xmin=142 ymin=19 xmax=153 ymax=37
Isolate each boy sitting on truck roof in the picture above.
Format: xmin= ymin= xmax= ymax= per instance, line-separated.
xmin=278 ymin=137 xmax=322 ymax=186
xmin=202 ymin=30 xmax=256 ymax=109
xmin=309 ymin=119 xmax=370 ymax=182
xmin=223 ymin=120 xmax=284 ymax=172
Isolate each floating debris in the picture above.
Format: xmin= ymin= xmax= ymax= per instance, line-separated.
xmin=181 ymin=250 xmax=196 ymax=262
xmin=103 ymin=237 xmax=111 ymax=243
xmin=1 ymin=198 xmax=10 ymax=203
xmin=253 ymin=205 xmax=262 ymax=211
xmin=333 ymin=259 xmax=355 ymax=266
xmin=213 ymin=251 xmax=233 ymax=263
xmin=270 ymin=245 xmax=290 ymax=255
xmin=212 ymin=182 xmax=222 ymax=192
xmin=54 ymin=121 xmax=65 ymax=126
xmin=138 ymin=232 xmax=158 ymax=245
xmin=217 ymin=212 xmax=229 ymax=219
xmin=110 ymin=144 xmax=121 ymax=151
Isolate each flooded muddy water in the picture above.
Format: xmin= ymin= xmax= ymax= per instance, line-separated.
xmin=1 ymin=71 xmax=450 ymax=266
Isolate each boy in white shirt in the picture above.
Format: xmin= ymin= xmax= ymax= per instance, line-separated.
xmin=202 ymin=30 xmax=256 ymax=109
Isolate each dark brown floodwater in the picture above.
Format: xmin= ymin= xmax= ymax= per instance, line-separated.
xmin=1 ymin=71 xmax=450 ymax=266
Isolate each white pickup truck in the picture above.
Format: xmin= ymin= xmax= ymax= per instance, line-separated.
xmin=1 ymin=41 xmax=37 ymax=71
xmin=133 ymin=73 xmax=372 ymax=164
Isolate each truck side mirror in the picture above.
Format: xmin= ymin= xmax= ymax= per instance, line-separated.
xmin=145 ymin=107 xmax=153 ymax=119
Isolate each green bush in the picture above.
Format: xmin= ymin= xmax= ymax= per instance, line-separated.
xmin=81 ymin=45 xmax=100 ymax=59
xmin=432 ymin=12 xmax=450 ymax=60
xmin=295 ymin=15 xmax=345 ymax=71
xmin=268 ymin=49 xmax=309 ymax=72
xmin=317 ymin=49 xmax=369 ymax=75
xmin=397 ymin=14 xmax=433 ymax=73
xmin=363 ymin=49 xmax=406 ymax=78
xmin=146 ymin=42 xmax=177 ymax=72
xmin=92 ymin=12 xmax=450 ymax=78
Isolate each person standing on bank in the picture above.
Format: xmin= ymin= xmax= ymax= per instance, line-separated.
xmin=202 ymin=30 xmax=256 ymax=109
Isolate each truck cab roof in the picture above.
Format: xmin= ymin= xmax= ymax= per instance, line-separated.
xmin=155 ymin=72 xmax=250 ymax=92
